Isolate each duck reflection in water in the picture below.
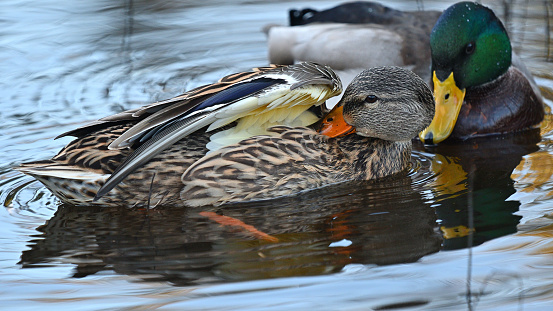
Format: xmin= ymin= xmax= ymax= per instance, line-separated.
xmin=415 ymin=128 xmax=541 ymax=250
xmin=20 ymin=175 xmax=441 ymax=284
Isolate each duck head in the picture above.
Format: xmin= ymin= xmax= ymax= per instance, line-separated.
xmin=419 ymin=1 xmax=512 ymax=144
xmin=319 ymin=66 xmax=435 ymax=141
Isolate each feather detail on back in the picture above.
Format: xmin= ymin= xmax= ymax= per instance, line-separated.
xmin=179 ymin=125 xmax=412 ymax=207
xmin=56 ymin=64 xmax=284 ymax=140
xmin=94 ymin=62 xmax=341 ymax=199
xmin=180 ymin=126 xmax=342 ymax=206
xmin=18 ymin=162 xmax=109 ymax=181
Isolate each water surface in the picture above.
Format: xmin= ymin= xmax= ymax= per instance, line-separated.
xmin=2 ymin=0 xmax=553 ymax=310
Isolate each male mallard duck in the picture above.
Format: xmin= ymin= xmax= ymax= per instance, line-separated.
xmin=418 ymin=1 xmax=544 ymax=144
xmin=266 ymin=2 xmax=442 ymax=85
xmin=18 ymin=66 xmax=435 ymax=207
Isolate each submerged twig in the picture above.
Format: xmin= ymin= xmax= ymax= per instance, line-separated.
xmin=545 ymin=0 xmax=552 ymax=61
xmin=415 ymin=0 xmax=424 ymax=11
xmin=147 ymin=171 xmax=156 ymax=209
xmin=466 ymin=162 xmax=475 ymax=311
xmin=473 ymin=271 xmax=525 ymax=311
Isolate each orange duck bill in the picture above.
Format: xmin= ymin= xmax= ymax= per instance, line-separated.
xmin=318 ymin=105 xmax=356 ymax=138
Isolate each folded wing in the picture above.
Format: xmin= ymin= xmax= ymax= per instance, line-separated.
xmin=81 ymin=62 xmax=342 ymax=200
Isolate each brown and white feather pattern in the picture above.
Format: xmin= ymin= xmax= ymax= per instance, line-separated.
xmin=180 ymin=126 xmax=411 ymax=207
xmin=90 ymin=62 xmax=341 ymax=200
xmin=20 ymin=123 xmax=210 ymax=207
xmin=20 ymin=123 xmax=412 ymax=208
xmin=56 ymin=64 xmax=286 ymax=140
xmin=58 ymin=62 xmax=340 ymax=147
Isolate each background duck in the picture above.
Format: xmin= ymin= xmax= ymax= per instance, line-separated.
xmin=419 ymin=1 xmax=544 ymax=144
xmin=17 ymin=62 xmax=342 ymax=207
xmin=265 ymin=1 xmax=442 ymax=96
xmin=18 ymin=66 xmax=434 ymax=208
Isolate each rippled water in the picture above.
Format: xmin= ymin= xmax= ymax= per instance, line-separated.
xmin=2 ymin=0 xmax=553 ymax=310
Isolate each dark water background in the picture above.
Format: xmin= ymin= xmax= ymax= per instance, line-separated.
xmin=2 ymin=0 xmax=553 ymax=310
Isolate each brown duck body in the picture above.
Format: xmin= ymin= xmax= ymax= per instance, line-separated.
xmin=18 ymin=66 xmax=434 ymax=208
xmin=450 ymin=66 xmax=544 ymax=139
xmin=21 ymin=123 xmax=410 ymax=207
xmin=181 ymin=126 xmax=411 ymax=206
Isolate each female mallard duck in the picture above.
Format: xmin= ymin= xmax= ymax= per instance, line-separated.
xmin=18 ymin=65 xmax=435 ymax=207
xmin=417 ymin=1 xmax=544 ymax=144
xmin=18 ymin=62 xmax=342 ymax=207
xmin=266 ymin=2 xmax=442 ymax=85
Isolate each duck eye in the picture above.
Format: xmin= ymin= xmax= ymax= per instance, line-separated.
xmin=365 ymin=95 xmax=378 ymax=103
xmin=465 ymin=42 xmax=475 ymax=55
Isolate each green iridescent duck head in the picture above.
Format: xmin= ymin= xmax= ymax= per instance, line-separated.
xmin=420 ymin=1 xmax=512 ymax=144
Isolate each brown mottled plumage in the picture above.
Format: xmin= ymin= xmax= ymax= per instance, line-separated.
xmin=180 ymin=126 xmax=412 ymax=206
xmin=19 ymin=123 xmax=211 ymax=207
xmin=18 ymin=66 xmax=435 ymax=207
xmin=180 ymin=66 xmax=435 ymax=206
xmin=18 ymin=62 xmax=342 ymax=207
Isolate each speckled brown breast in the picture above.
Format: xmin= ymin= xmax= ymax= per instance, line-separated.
xmin=181 ymin=126 xmax=412 ymax=207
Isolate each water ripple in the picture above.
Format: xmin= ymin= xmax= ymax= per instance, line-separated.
xmin=2 ymin=0 xmax=553 ymax=310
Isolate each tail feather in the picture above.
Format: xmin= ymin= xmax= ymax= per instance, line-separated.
xmin=17 ymin=161 xmax=108 ymax=181
xmin=16 ymin=161 xmax=109 ymax=206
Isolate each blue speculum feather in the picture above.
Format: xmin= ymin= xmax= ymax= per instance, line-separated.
xmin=192 ymin=78 xmax=282 ymax=112
xmin=138 ymin=78 xmax=284 ymax=143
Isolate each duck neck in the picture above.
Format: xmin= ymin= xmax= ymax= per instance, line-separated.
xmin=337 ymin=136 xmax=412 ymax=180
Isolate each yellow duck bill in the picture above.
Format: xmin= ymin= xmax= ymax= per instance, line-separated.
xmin=419 ymin=72 xmax=466 ymax=144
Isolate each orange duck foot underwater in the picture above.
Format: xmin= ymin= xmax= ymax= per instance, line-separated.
xmin=17 ymin=64 xmax=435 ymax=208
